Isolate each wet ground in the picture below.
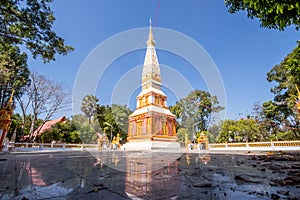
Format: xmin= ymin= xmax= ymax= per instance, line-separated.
xmin=0 ymin=150 xmax=299 ymax=200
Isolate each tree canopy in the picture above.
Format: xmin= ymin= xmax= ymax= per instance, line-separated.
xmin=267 ymin=41 xmax=300 ymax=90
xmin=170 ymin=89 xmax=224 ymax=139
xmin=81 ymin=95 xmax=99 ymax=124
xmin=225 ymin=0 xmax=300 ymax=31
xmin=18 ymin=73 xmax=68 ymax=140
xmin=264 ymin=41 xmax=300 ymax=138
xmin=225 ymin=0 xmax=300 ymax=139
xmin=217 ymin=118 xmax=261 ymax=143
xmin=0 ymin=43 xmax=30 ymax=107
xmin=0 ymin=0 xmax=73 ymax=111
xmin=95 ymin=104 xmax=132 ymax=143
xmin=0 ymin=0 xmax=74 ymax=62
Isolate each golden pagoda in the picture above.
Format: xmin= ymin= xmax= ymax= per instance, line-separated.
xmin=0 ymin=91 xmax=14 ymax=150
xmin=124 ymin=21 xmax=180 ymax=150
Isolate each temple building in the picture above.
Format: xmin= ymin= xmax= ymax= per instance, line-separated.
xmin=124 ymin=21 xmax=180 ymax=150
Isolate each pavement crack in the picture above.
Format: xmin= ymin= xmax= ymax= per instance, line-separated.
xmin=86 ymin=186 xmax=107 ymax=194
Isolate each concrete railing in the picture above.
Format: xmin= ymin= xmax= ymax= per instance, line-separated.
xmin=13 ymin=142 xmax=97 ymax=150
xmin=11 ymin=141 xmax=300 ymax=152
xmin=208 ymin=140 xmax=300 ymax=151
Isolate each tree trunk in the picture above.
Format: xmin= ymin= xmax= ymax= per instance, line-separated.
xmin=29 ymin=115 xmax=37 ymax=141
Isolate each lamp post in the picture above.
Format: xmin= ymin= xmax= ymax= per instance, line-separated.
xmin=104 ymin=122 xmax=113 ymax=149
xmin=192 ymin=121 xmax=201 ymax=143
xmin=228 ymin=131 xmax=232 ymax=142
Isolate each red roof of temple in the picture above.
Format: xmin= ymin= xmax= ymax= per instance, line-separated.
xmin=33 ymin=116 xmax=67 ymax=136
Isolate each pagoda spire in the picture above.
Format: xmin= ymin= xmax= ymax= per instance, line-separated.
xmin=142 ymin=19 xmax=161 ymax=89
xmin=147 ymin=19 xmax=155 ymax=46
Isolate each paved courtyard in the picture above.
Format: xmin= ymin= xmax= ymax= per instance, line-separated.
xmin=0 ymin=150 xmax=299 ymax=199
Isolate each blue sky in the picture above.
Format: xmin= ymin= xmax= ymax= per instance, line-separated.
xmin=28 ymin=0 xmax=299 ymax=120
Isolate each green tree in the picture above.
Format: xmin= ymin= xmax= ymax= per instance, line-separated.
xmin=260 ymin=101 xmax=282 ymax=135
xmin=208 ymin=123 xmax=222 ymax=140
xmin=206 ymin=132 xmax=216 ymax=143
xmin=81 ymin=95 xmax=99 ymax=124
xmin=216 ymin=119 xmax=237 ymax=143
xmin=111 ymin=104 xmax=132 ymax=142
xmin=20 ymin=73 xmax=68 ymax=141
xmin=40 ymin=127 xmax=60 ymax=143
xmin=225 ymin=0 xmax=300 ymax=139
xmin=6 ymin=113 xmax=22 ymax=141
xmin=236 ymin=118 xmax=261 ymax=142
xmin=268 ymin=41 xmax=300 ymax=91
xmin=72 ymin=114 xmax=87 ymax=125
xmin=251 ymin=102 xmax=278 ymax=140
xmin=7 ymin=113 xmax=33 ymax=142
xmin=0 ymin=44 xmax=30 ymax=108
xmin=225 ymin=0 xmax=300 ymax=30
xmin=176 ymin=127 xmax=190 ymax=143
xmin=71 ymin=113 xmax=100 ymax=143
xmin=40 ymin=120 xmax=81 ymax=143
xmin=217 ymin=118 xmax=261 ymax=143
xmin=268 ymin=130 xmax=296 ymax=141
xmin=0 ymin=0 xmax=73 ymax=62
xmin=95 ymin=104 xmax=132 ymax=144
xmin=77 ymin=124 xmax=97 ymax=144
xmin=170 ymin=89 xmax=224 ymax=135
xmin=265 ymin=42 xmax=300 ymax=138
xmin=96 ymin=105 xmax=114 ymax=142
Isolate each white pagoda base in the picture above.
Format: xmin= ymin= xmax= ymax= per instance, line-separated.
xmin=123 ymin=140 xmax=181 ymax=151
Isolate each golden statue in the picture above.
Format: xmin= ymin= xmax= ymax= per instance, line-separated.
xmin=96 ymin=132 xmax=109 ymax=150
xmin=112 ymin=133 xmax=121 ymax=150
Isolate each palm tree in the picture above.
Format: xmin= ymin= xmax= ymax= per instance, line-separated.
xmin=80 ymin=95 xmax=99 ymax=124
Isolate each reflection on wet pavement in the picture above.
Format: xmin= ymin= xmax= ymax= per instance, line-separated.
xmin=0 ymin=151 xmax=299 ymax=199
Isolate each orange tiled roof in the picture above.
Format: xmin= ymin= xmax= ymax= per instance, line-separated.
xmin=33 ymin=116 xmax=67 ymax=136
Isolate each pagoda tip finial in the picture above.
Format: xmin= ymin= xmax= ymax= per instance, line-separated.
xmin=147 ymin=18 xmax=155 ymax=46
xmin=8 ymin=90 xmax=14 ymax=103
xmin=2 ymin=89 xmax=15 ymax=111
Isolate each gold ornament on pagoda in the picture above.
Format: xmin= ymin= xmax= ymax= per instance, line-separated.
xmin=296 ymin=85 xmax=300 ymax=113
xmin=0 ymin=90 xmax=15 ymax=150
xmin=0 ymin=90 xmax=14 ymax=130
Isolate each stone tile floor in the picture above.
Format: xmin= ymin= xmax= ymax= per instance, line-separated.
xmin=0 ymin=150 xmax=299 ymax=200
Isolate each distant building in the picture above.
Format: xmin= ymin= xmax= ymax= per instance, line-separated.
xmin=29 ymin=116 xmax=67 ymax=140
